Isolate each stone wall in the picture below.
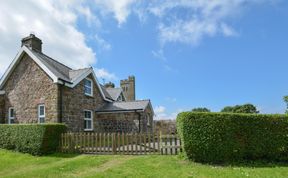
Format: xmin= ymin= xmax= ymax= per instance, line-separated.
xmin=62 ymin=74 xmax=107 ymax=132
xmin=95 ymin=112 xmax=141 ymax=133
xmin=0 ymin=95 xmax=4 ymax=123
xmin=95 ymin=107 xmax=154 ymax=133
xmin=1 ymin=54 xmax=59 ymax=123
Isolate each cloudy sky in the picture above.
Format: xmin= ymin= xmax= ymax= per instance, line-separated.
xmin=0 ymin=0 xmax=287 ymax=119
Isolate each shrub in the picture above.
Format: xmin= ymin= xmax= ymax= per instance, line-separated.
xmin=0 ymin=124 xmax=67 ymax=155
xmin=176 ymin=112 xmax=288 ymax=163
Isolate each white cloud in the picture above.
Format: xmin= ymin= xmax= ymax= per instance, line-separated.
xmin=94 ymin=0 xmax=136 ymax=26
xmin=0 ymin=0 xmax=98 ymax=76
xmin=94 ymin=34 xmax=112 ymax=51
xmin=94 ymin=68 xmax=117 ymax=82
xmin=91 ymin=0 xmax=276 ymax=45
xmin=221 ymin=23 xmax=238 ymax=37
xmin=154 ymin=105 xmax=183 ymax=120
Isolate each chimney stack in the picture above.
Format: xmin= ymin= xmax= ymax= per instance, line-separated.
xmin=21 ymin=33 xmax=42 ymax=52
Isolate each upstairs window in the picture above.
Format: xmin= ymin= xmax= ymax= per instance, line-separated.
xmin=8 ymin=107 xmax=15 ymax=124
xmin=84 ymin=78 xmax=93 ymax=96
xmin=84 ymin=110 xmax=93 ymax=131
xmin=38 ymin=105 xmax=45 ymax=123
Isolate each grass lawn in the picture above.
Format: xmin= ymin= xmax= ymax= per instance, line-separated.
xmin=0 ymin=149 xmax=287 ymax=178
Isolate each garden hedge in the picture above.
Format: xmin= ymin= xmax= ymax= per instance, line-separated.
xmin=0 ymin=124 xmax=67 ymax=155
xmin=176 ymin=112 xmax=288 ymax=163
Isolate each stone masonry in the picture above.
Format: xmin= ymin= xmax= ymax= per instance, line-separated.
xmin=95 ymin=105 xmax=154 ymax=133
xmin=2 ymin=54 xmax=59 ymax=123
xmin=0 ymin=95 xmax=4 ymax=123
xmin=62 ymin=74 xmax=106 ymax=132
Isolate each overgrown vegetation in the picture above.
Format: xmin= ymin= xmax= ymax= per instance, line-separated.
xmin=177 ymin=112 xmax=288 ymax=163
xmin=0 ymin=124 xmax=67 ymax=155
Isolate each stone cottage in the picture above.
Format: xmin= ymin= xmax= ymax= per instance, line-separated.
xmin=0 ymin=34 xmax=154 ymax=133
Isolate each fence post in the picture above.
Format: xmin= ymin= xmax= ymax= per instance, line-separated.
xmin=112 ymin=133 xmax=117 ymax=154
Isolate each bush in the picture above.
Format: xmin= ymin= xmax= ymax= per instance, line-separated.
xmin=0 ymin=124 xmax=67 ymax=155
xmin=176 ymin=112 xmax=288 ymax=163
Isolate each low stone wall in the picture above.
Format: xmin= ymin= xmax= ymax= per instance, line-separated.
xmin=95 ymin=112 xmax=149 ymax=133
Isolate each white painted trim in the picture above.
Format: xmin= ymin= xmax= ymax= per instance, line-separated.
xmin=84 ymin=78 xmax=93 ymax=97
xmin=84 ymin=110 xmax=93 ymax=131
xmin=66 ymin=68 xmax=113 ymax=102
xmin=0 ymin=46 xmax=59 ymax=89
xmin=8 ymin=107 xmax=15 ymax=124
xmin=38 ymin=104 xmax=45 ymax=124
xmin=0 ymin=91 xmax=5 ymax=95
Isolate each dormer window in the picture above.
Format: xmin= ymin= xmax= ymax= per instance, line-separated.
xmin=84 ymin=78 xmax=93 ymax=96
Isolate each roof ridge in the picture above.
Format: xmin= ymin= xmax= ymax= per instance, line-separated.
xmin=70 ymin=68 xmax=90 ymax=72
xmin=113 ymin=99 xmax=150 ymax=103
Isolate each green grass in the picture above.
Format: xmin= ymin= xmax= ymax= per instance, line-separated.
xmin=0 ymin=149 xmax=287 ymax=178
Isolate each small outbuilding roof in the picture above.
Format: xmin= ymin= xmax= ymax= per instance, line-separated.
xmin=96 ymin=100 xmax=153 ymax=113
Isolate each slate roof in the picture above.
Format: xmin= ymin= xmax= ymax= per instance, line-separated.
xmin=30 ymin=49 xmax=91 ymax=83
xmin=105 ymin=88 xmax=123 ymax=101
xmin=100 ymin=85 xmax=114 ymax=101
xmin=96 ymin=100 xmax=151 ymax=113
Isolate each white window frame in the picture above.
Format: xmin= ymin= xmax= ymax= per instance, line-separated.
xmin=84 ymin=110 xmax=93 ymax=131
xmin=38 ymin=104 xmax=45 ymax=124
xmin=8 ymin=107 xmax=15 ymax=124
xmin=147 ymin=114 xmax=151 ymax=126
xmin=84 ymin=78 xmax=93 ymax=97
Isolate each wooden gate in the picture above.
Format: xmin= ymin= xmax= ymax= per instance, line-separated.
xmin=60 ymin=132 xmax=181 ymax=155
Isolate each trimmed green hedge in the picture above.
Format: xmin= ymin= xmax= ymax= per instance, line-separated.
xmin=177 ymin=112 xmax=288 ymax=163
xmin=0 ymin=124 xmax=67 ymax=155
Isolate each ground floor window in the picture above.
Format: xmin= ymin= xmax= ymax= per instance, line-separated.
xmin=38 ymin=105 xmax=45 ymax=123
xmin=84 ymin=110 xmax=93 ymax=131
xmin=8 ymin=107 xmax=14 ymax=124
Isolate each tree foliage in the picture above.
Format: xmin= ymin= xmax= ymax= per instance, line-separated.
xmin=283 ymin=96 xmax=288 ymax=114
xmin=221 ymin=104 xmax=259 ymax=114
xmin=191 ymin=107 xmax=211 ymax=112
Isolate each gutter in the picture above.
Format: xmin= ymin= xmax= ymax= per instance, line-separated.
xmin=95 ymin=109 xmax=144 ymax=114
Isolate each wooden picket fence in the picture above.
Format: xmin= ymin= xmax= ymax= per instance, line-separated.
xmin=60 ymin=132 xmax=182 ymax=155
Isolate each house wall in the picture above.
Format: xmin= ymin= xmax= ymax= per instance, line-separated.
xmin=0 ymin=95 xmax=4 ymax=123
xmin=1 ymin=54 xmax=59 ymax=123
xmin=62 ymin=74 xmax=107 ymax=132
xmin=95 ymin=107 xmax=154 ymax=133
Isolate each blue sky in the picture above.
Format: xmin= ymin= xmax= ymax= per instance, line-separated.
xmin=0 ymin=0 xmax=288 ymax=119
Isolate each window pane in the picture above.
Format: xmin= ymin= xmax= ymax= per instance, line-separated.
xmin=9 ymin=108 xmax=14 ymax=118
xmin=10 ymin=119 xmax=14 ymax=124
xmin=39 ymin=106 xmax=45 ymax=116
xmin=85 ymin=120 xmax=92 ymax=129
xmin=40 ymin=117 xmax=45 ymax=123
xmin=84 ymin=79 xmax=92 ymax=87
xmin=84 ymin=111 xmax=92 ymax=118
xmin=85 ymin=87 xmax=91 ymax=95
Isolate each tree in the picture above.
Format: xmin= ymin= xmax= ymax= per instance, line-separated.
xmin=191 ymin=107 xmax=211 ymax=112
xmin=283 ymin=96 xmax=288 ymax=113
xmin=221 ymin=104 xmax=259 ymax=114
